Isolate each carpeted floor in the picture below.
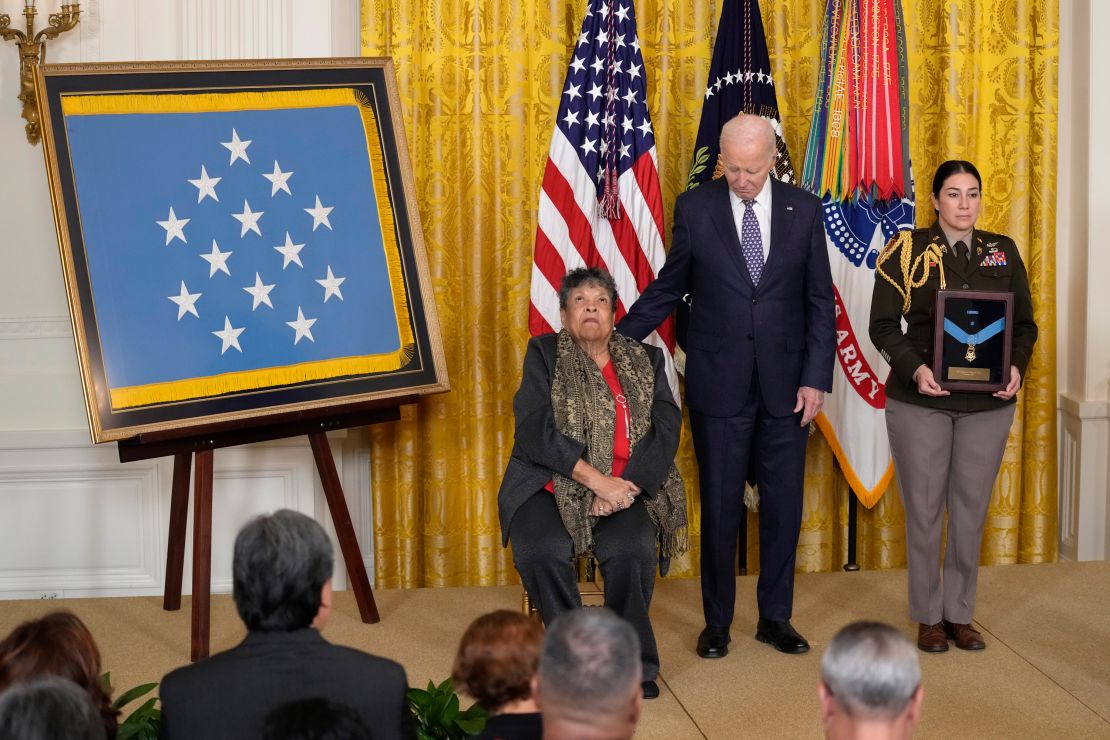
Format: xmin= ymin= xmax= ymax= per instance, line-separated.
xmin=1 ymin=561 xmax=1108 ymax=738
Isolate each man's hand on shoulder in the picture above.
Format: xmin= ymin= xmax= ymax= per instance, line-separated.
xmin=795 ymin=386 xmax=825 ymax=426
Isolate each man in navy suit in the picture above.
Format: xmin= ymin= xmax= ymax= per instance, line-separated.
xmin=619 ymin=113 xmax=835 ymax=658
xmin=160 ymin=510 xmax=414 ymax=739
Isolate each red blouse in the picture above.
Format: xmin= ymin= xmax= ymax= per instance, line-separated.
xmin=545 ymin=359 xmax=630 ymax=492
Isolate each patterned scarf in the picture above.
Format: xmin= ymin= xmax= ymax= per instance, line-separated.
xmin=550 ymin=330 xmax=688 ymax=557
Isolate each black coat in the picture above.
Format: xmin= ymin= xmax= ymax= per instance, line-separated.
xmin=497 ymin=334 xmax=681 ymax=545
xmin=159 ymin=629 xmax=414 ymax=739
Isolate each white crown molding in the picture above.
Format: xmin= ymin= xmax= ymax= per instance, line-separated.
xmin=0 ymin=316 xmax=72 ymax=340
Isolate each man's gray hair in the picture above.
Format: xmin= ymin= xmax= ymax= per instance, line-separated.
xmin=719 ymin=112 xmax=775 ymax=157
xmin=233 ymin=509 xmax=334 ymax=632
xmin=821 ymin=621 xmax=921 ymax=719
xmin=0 ymin=677 xmax=107 ymax=740
xmin=538 ymin=607 xmax=641 ymax=714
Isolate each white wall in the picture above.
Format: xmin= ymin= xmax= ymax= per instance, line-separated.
xmin=0 ymin=0 xmax=365 ymax=599
xmin=1057 ymin=0 xmax=1110 ymax=561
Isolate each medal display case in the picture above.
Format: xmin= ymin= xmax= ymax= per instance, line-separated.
xmin=931 ymin=290 xmax=1014 ymax=392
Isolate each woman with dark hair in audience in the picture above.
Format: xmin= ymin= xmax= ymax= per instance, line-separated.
xmin=263 ymin=697 xmax=373 ymax=740
xmin=0 ymin=611 xmax=118 ymax=738
xmin=452 ymin=610 xmax=544 ymax=740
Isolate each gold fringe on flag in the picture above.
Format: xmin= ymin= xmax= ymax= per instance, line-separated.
xmin=110 ymin=346 xmax=416 ymax=409
xmin=63 ymin=87 xmax=418 ymax=408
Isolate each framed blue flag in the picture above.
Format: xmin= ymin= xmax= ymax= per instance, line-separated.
xmin=35 ymin=58 xmax=448 ymax=443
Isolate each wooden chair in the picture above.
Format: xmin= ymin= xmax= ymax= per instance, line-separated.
xmin=522 ymin=553 xmax=603 ymax=618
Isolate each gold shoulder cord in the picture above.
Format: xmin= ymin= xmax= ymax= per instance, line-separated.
xmin=875 ymin=232 xmax=947 ymax=314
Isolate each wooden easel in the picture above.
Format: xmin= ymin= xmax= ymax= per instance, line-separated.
xmin=118 ymin=402 xmax=405 ymax=661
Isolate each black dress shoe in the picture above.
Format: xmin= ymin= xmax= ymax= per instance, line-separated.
xmin=696 ymin=626 xmax=731 ymax=659
xmin=755 ymin=618 xmax=810 ymax=654
xmin=641 ymin=680 xmax=660 ymax=699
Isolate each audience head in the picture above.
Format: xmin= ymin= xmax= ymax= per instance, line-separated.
xmin=262 ymin=697 xmax=373 ymax=740
xmin=0 ymin=676 xmax=108 ymax=740
xmin=0 ymin=611 xmax=117 ymax=736
xmin=534 ymin=607 xmax=642 ymax=740
xmin=233 ymin=509 xmax=335 ymax=632
xmin=452 ymin=609 xmax=544 ymax=714
xmin=818 ymin=621 xmax=923 ymax=739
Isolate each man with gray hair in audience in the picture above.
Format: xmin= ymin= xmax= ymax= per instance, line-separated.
xmin=532 ymin=607 xmax=643 ymax=740
xmin=0 ymin=676 xmax=106 ymax=740
xmin=817 ymin=621 xmax=924 ymax=740
xmin=160 ymin=509 xmax=413 ymax=739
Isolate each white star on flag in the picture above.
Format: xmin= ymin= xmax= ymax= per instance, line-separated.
xmin=157 ymin=207 xmax=189 ymax=245
xmin=200 ymin=239 xmax=232 ymax=277
xmin=187 ymin=166 xmax=220 ymax=203
xmin=263 ymin=161 xmax=294 ymax=196
xmin=243 ymin=272 xmax=275 ymax=310
xmin=233 ymin=200 xmax=264 ymax=237
xmin=286 ymin=306 xmax=317 ymax=345
xmin=221 ymin=129 xmax=252 ymax=166
xmin=274 ymin=232 xmax=306 ymax=269
xmin=316 ymin=266 xmax=346 ymax=302
xmin=168 ymin=281 xmax=201 ymax=320
xmin=304 ymin=195 xmax=334 ymax=231
xmin=212 ymin=315 xmax=245 ymax=354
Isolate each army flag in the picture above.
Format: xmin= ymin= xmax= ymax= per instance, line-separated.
xmin=802 ymin=0 xmax=915 ymax=507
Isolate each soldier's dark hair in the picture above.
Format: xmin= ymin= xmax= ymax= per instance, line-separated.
xmin=931 ymin=160 xmax=982 ymax=197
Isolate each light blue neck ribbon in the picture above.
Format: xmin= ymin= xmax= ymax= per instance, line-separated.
xmin=944 ymin=317 xmax=1005 ymax=346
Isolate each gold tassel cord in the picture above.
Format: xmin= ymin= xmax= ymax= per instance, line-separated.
xmin=875 ymin=231 xmax=947 ymax=314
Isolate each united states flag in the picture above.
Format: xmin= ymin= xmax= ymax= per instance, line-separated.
xmin=528 ymin=0 xmax=678 ymax=401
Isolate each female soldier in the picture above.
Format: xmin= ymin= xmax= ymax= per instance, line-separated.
xmin=869 ymin=160 xmax=1038 ymax=653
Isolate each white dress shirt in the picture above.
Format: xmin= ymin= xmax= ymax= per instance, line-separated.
xmin=728 ymin=175 xmax=773 ymax=263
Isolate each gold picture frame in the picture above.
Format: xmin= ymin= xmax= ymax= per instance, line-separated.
xmin=35 ymin=58 xmax=448 ymax=443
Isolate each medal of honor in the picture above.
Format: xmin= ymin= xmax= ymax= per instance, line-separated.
xmin=944 ymin=317 xmax=1005 ymax=365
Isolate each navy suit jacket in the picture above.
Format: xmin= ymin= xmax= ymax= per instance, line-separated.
xmin=619 ymin=177 xmax=835 ymax=417
xmin=160 ymin=629 xmax=414 ymax=740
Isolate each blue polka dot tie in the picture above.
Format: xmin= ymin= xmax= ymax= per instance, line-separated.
xmin=741 ymin=199 xmax=764 ymax=285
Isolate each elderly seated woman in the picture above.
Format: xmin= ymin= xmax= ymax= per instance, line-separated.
xmin=498 ymin=266 xmax=686 ymax=700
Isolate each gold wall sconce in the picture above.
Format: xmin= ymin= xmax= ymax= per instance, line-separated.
xmin=1 ymin=0 xmax=81 ymax=145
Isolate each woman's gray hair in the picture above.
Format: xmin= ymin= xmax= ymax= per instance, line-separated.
xmin=558 ymin=267 xmax=618 ymax=310
xmin=232 ymin=509 xmax=334 ymax=632
xmin=821 ymin=621 xmax=921 ymax=719
xmin=0 ymin=677 xmax=107 ymax=740
xmin=538 ymin=607 xmax=641 ymax=714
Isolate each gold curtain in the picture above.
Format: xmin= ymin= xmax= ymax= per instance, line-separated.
xmin=359 ymin=0 xmax=1058 ymax=588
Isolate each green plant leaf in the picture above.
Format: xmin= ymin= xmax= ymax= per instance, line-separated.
xmin=112 ymin=682 xmax=158 ymax=711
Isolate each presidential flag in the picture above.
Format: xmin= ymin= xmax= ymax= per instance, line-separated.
xmin=687 ymin=0 xmax=794 ymax=191
xmin=802 ymin=0 xmax=915 ymax=507
xmin=528 ymin=0 xmax=678 ymax=402
xmin=61 ymin=89 xmax=413 ymax=410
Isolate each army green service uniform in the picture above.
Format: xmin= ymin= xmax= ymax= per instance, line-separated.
xmin=869 ymin=221 xmax=1038 ymax=626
